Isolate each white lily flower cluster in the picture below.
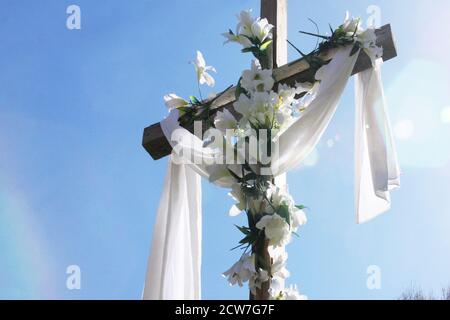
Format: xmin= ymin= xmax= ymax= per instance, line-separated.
xmin=342 ymin=11 xmax=383 ymax=63
xmin=255 ymin=183 xmax=307 ymax=247
xmin=223 ymin=181 xmax=307 ymax=298
xmin=223 ymin=248 xmax=307 ymax=299
xmin=214 ymin=60 xmax=311 ymax=138
xmin=222 ymin=10 xmax=273 ymax=48
xmin=217 ymin=12 xmax=312 ymax=297
xmin=241 ymin=60 xmax=274 ymax=93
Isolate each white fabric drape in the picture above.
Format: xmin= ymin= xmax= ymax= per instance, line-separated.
xmin=143 ymin=45 xmax=400 ymax=299
xmin=142 ymin=157 xmax=202 ymax=299
xmin=354 ymin=59 xmax=400 ymax=223
xmin=274 ymin=47 xmax=359 ymax=175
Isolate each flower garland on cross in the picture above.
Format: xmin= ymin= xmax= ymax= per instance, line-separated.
xmin=162 ymin=9 xmax=382 ymax=300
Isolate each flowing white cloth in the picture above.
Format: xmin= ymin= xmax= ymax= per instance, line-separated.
xmin=354 ymin=59 xmax=400 ymax=223
xmin=142 ymin=157 xmax=202 ymax=299
xmin=143 ymin=45 xmax=400 ymax=299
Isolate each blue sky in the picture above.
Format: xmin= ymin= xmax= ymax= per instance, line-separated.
xmin=1 ymin=0 xmax=450 ymax=300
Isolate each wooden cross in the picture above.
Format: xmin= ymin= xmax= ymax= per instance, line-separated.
xmin=142 ymin=0 xmax=397 ymax=160
xmin=142 ymin=0 xmax=397 ymax=299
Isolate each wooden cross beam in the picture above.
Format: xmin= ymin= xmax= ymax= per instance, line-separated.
xmin=142 ymin=2 xmax=397 ymax=161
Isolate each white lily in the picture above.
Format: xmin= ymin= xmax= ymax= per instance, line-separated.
xmin=193 ymin=50 xmax=216 ymax=87
xmin=237 ymin=9 xmax=255 ymax=38
xmin=223 ymin=10 xmax=273 ymax=48
xmin=214 ymin=109 xmax=238 ymax=134
xmin=270 ymin=276 xmax=285 ymax=298
xmin=277 ymin=83 xmax=300 ymax=108
xmin=256 ymin=213 xmax=291 ymax=247
xmin=275 ymin=108 xmax=294 ymax=130
xmin=248 ymin=196 xmax=268 ymax=215
xmin=271 ymin=250 xmax=290 ymax=279
xmin=251 ymin=17 xmax=273 ymax=43
xmin=291 ymin=207 xmax=307 ymax=232
xmin=249 ymin=268 xmax=270 ymax=293
xmin=266 ymin=183 xmax=294 ymax=210
xmin=234 ymin=93 xmax=253 ymax=120
xmin=222 ymin=30 xmax=253 ymax=48
xmin=163 ymin=93 xmax=188 ymax=110
xmin=241 ymin=60 xmax=274 ymax=93
xmin=282 ymin=285 xmax=308 ymax=300
xmin=223 ymin=253 xmax=256 ymax=287
xmin=228 ymin=184 xmax=246 ymax=216
xmin=342 ymin=11 xmax=363 ymax=36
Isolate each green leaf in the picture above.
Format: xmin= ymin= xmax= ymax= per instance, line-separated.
xmin=230 ymin=243 xmax=246 ymax=251
xmin=238 ymin=232 xmax=258 ymax=246
xmin=299 ymin=30 xmax=330 ymax=40
xmin=328 ymin=23 xmax=334 ymax=35
xmin=259 ymin=39 xmax=273 ymax=51
xmin=241 ymin=46 xmax=260 ymax=55
xmin=295 ymin=205 xmax=306 ymax=210
xmin=177 ymin=106 xmax=194 ymax=118
xmin=287 ymin=39 xmax=308 ymax=59
xmin=277 ymin=204 xmax=291 ymax=226
xmin=177 ymin=106 xmax=193 ymax=113
xmin=235 ymin=225 xmax=251 ymax=235
xmin=239 ymin=235 xmax=250 ymax=244
xmin=189 ymin=95 xmax=200 ymax=105
xmin=333 ymin=27 xmax=346 ymax=38
xmin=235 ymin=77 xmax=248 ymax=100
xmin=241 ymin=34 xmax=259 ymax=46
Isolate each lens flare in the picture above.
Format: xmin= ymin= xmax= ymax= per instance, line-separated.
xmin=394 ymin=120 xmax=414 ymax=140
xmin=326 ymin=139 xmax=335 ymax=148
xmin=441 ymin=107 xmax=450 ymax=124
xmin=386 ymin=59 xmax=450 ymax=168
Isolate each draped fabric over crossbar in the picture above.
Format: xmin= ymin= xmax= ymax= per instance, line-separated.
xmin=142 ymin=46 xmax=400 ymax=300
xmin=142 ymin=158 xmax=202 ymax=299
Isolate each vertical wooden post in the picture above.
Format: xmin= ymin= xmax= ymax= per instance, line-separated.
xmin=261 ymin=0 xmax=288 ymax=69
xmin=251 ymin=0 xmax=288 ymax=301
